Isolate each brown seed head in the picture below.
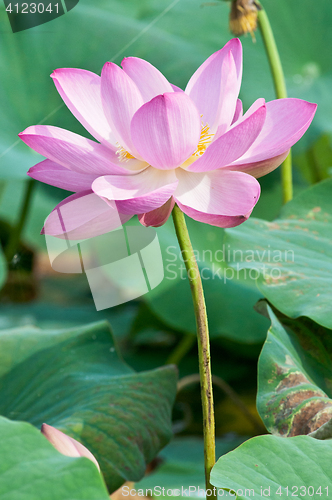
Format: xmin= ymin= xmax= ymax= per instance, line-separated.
xmin=229 ymin=0 xmax=261 ymax=37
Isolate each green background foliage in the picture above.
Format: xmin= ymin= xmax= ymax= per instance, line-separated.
xmin=0 ymin=0 xmax=331 ymax=496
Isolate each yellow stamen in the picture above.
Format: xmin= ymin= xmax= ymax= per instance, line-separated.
xmin=116 ymin=144 xmax=135 ymax=162
xmin=180 ymin=119 xmax=214 ymax=169
xmin=193 ymin=121 xmax=214 ymax=157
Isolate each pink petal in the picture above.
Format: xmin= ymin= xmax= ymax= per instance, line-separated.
xmin=42 ymin=190 xmax=130 ymax=239
xmin=92 ymin=167 xmax=178 ymax=215
xmin=227 ymin=150 xmax=289 ymax=178
xmin=101 ymin=62 xmax=144 ymax=157
xmin=185 ymin=39 xmax=242 ymax=132
xmin=232 ymin=98 xmax=317 ymax=166
xmin=227 ymin=98 xmax=265 ymax=135
xmin=138 ymin=198 xmax=175 ymax=227
xmin=51 ymin=68 xmax=117 ymax=149
xmin=216 ymin=51 xmax=241 ymax=134
xmin=240 ymin=98 xmax=266 ymax=121
xmin=171 ymin=84 xmax=183 ymax=93
xmin=121 ymin=57 xmax=173 ymax=102
xmin=176 ymin=201 xmax=252 ymax=228
xmin=92 ymin=168 xmax=177 ymax=200
xmin=41 ymin=424 xmax=100 ymax=471
xmin=231 ymin=99 xmax=243 ymax=125
xmin=187 ymin=103 xmax=266 ymax=172
xmin=174 ymin=168 xmax=260 ymax=216
xmin=131 ymin=92 xmax=201 ymax=170
xmin=214 ymin=98 xmax=265 ymax=142
xmin=28 ymin=160 xmax=97 ymax=192
xmin=19 ymin=125 xmax=144 ymax=176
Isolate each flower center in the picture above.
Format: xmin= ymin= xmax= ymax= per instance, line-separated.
xmin=180 ymin=119 xmax=214 ymax=169
xmin=116 ymin=119 xmax=214 ymax=169
xmin=193 ymin=121 xmax=214 ymax=157
xmin=116 ymin=144 xmax=135 ymax=162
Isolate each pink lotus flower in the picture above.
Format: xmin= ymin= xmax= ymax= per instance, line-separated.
xmin=19 ymin=39 xmax=316 ymax=239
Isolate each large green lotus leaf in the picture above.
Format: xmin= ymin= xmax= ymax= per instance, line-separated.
xmin=144 ymin=217 xmax=269 ymax=344
xmin=0 ymin=301 xmax=137 ymax=336
xmin=211 ymin=434 xmax=332 ymax=499
xmin=224 ymin=178 xmax=332 ymax=329
xmin=256 ymin=302 xmax=332 ymax=437
xmin=1 ymin=0 xmax=331 ymax=179
xmin=0 ymin=416 xmax=110 ymax=500
xmin=136 ymin=436 xmax=247 ymax=497
xmin=0 ymin=321 xmax=177 ymax=492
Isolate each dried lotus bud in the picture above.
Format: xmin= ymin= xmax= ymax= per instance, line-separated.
xmin=229 ymin=0 xmax=261 ymax=37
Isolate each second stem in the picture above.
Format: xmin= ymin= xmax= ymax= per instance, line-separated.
xmin=257 ymin=3 xmax=293 ymax=204
xmin=172 ymin=204 xmax=216 ymax=497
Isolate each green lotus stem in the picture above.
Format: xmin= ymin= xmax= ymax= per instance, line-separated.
xmin=257 ymin=3 xmax=293 ymax=204
xmin=166 ymin=333 xmax=196 ymax=366
xmin=5 ymin=179 xmax=36 ymax=263
xmin=172 ymin=204 xmax=216 ymax=498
